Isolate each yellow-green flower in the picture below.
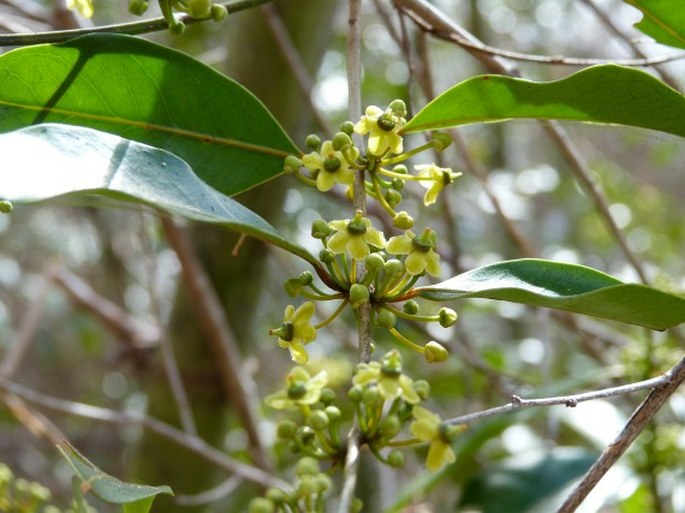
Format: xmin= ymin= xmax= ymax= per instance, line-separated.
xmin=415 ymin=164 xmax=461 ymax=206
xmin=265 ymin=367 xmax=328 ymax=410
xmin=67 ymin=0 xmax=94 ymax=17
xmin=270 ymin=302 xmax=317 ymax=364
xmin=410 ymin=406 xmax=458 ymax=471
xmin=352 ymin=350 xmax=420 ymax=404
xmin=302 ymin=140 xmax=357 ymax=192
xmin=354 ymin=105 xmax=406 ymax=156
xmin=327 ymin=212 xmax=386 ymax=260
xmin=386 ymin=228 xmax=440 ymax=277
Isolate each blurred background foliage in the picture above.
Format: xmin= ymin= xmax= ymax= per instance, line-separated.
xmin=1 ymin=0 xmax=684 ymax=512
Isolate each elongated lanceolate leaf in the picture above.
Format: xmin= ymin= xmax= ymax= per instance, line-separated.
xmin=402 ymin=65 xmax=685 ymax=138
xmin=418 ymin=259 xmax=685 ymax=330
xmin=58 ymin=441 xmax=172 ymax=511
xmin=625 ymin=0 xmax=685 ymax=49
xmin=0 ymin=33 xmax=298 ymax=196
xmin=0 ymin=124 xmax=317 ymax=266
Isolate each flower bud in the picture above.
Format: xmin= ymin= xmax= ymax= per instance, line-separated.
xmin=385 ymin=189 xmax=402 ymax=208
xmin=297 ymin=475 xmax=317 ymax=497
xmin=319 ymin=248 xmax=335 ymax=263
xmin=365 ymin=252 xmax=385 ymax=274
xmin=376 ymin=308 xmax=396 ymax=329
xmin=412 ymin=379 xmax=431 ymax=400
xmin=298 ymin=271 xmax=314 ymax=286
xmin=284 ymin=155 xmax=302 ymax=174
xmin=128 ymin=0 xmax=148 ymax=15
xmin=349 ymin=283 xmax=370 ymax=309
xmin=389 ymin=99 xmax=407 ymax=118
xmin=431 ymin=131 xmax=452 ymax=151
xmin=393 ymin=164 xmax=408 ymax=174
xmin=352 ymin=498 xmax=364 ymax=513
xmin=265 ymin=487 xmax=287 ymax=505
xmin=393 ymin=211 xmax=414 ymax=229
xmin=169 ymin=20 xmax=186 ymax=35
xmin=324 ymin=405 xmax=342 ymax=422
xmin=383 ymin=259 xmax=404 ymax=277
xmin=386 ymin=449 xmax=405 ymax=468
xmin=362 ymin=386 xmax=382 ymax=408
xmin=284 ymin=278 xmax=304 ymax=297
xmin=249 ymin=497 xmax=275 ymax=513
xmin=424 ymin=341 xmax=449 ymax=363
xmin=311 ymin=219 xmax=332 ymax=239
xmin=391 ymin=177 xmax=405 ymax=191
xmin=403 ymin=300 xmax=419 ymax=315
xmin=319 ymin=387 xmax=336 ymax=405
xmin=305 ymin=134 xmax=321 ymax=150
xmin=312 ymin=474 xmax=333 ymax=493
xmin=378 ymin=414 xmax=401 ymax=438
xmin=308 ymin=410 xmax=330 ymax=430
xmin=340 ymin=120 xmax=355 ymax=135
xmin=211 ymin=3 xmax=227 ymax=21
xmin=438 ymin=307 xmax=458 ymax=328
xmin=296 ymin=426 xmax=316 ymax=445
xmin=188 ymin=0 xmax=212 ymax=17
xmin=295 ymin=456 xmax=320 ymax=477
xmin=332 ymin=131 xmax=353 ymax=151
xmin=348 ymin=384 xmax=364 ymax=402
xmin=276 ymin=420 xmax=298 ymax=439
xmin=0 ymin=200 xmax=12 ymax=214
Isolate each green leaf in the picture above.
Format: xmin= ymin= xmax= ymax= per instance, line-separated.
xmin=418 ymin=259 xmax=685 ymax=331
xmin=58 ymin=441 xmax=172 ymax=509
xmin=0 ymin=124 xmax=317 ymax=266
xmin=402 ymin=65 xmax=685 ymax=138
xmin=458 ymin=448 xmax=596 ymax=513
xmin=0 ymin=33 xmax=298 ymax=196
xmin=625 ymin=0 xmax=685 ymax=50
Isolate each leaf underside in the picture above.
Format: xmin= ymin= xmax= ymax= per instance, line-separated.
xmin=402 ymin=64 xmax=685 ymax=139
xmin=0 ymin=124 xmax=316 ymax=265
xmin=419 ymin=259 xmax=685 ymax=331
xmin=0 ymin=33 xmax=298 ymax=196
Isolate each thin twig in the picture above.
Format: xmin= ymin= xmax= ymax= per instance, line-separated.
xmin=557 ymin=355 xmax=685 ymax=513
xmin=0 ymin=0 xmax=276 ymax=46
xmin=445 ymin=371 xmax=671 ymax=426
xmin=0 ymin=378 xmax=289 ymax=489
xmin=394 ymin=0 xmax=685 ymax=68
xmin=161 ymin=217 xmax=272 ymax=471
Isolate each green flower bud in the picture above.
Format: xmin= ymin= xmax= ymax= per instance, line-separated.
xmin=297 ymin=475 xmax=318 ymax=497
xmin=332 ymin=131 xmax=353 ymax=151
xmin=348 ymin=384 xmax=363 ymax=402
xmin=412 ymin=379 xmax=431 ymax=400
xmin=308 ymin=410 xmax=330 ymax=430
xmin=284 ymin=155 xmax=302 ymax=174
xmin=365 ymin=252 xmax=385 ymax=274
xmin=389 ymin=99 xmax=407 ymax=117
xmin=249 ymin=497 xmax=275 ymax=513
xmin=211 ymin=3 xmax=227 ymax=21
xmin=340 ymin=120 xmax=355 ymax=135
xmin=386 ymin=449 xmax=405 ymax=467
xmin=284 ymin=278 xmax=304 ymax=297
xmin=296 ymin=426 xmax=316 ymax=445
xmin=305 ymin=134 xmax=321 ymax=150
xmin=276 ymin=420 xmax=298 ymax=439
xmin=393 ymin=164 xmax=408 ymax=174
xmin=349 ymin=283 xmax=370 ymax=309
xmin=324 ymin=405 xmax=342 ymax=422
xmin=169 ymin=20 xmax=185 ymax=35
xmin=378 ymin=414 xmax=401 ymax=438
xmin=188 ymin=0 xmax=212 ymax=17
xmin=298 ymin=271 xmax=313 ymax=286
xmin=438 ymin=307 xmax=458 ymax=328
xmin=383 ymin=259 xmax=404 ymax=277
xmin=424 ymin=341 xmax=449 ymax=363
xmin=311 ymin=218 xmax=332 ymax=239
xmin=312 ymin=473 xmax=333 ymax=493
xmin=265 ymin=487 xmax=287 ymax=505
xmin=393 ymin=211 xmax=414 ymax=229
xmin=391 ymin=177 xmax=405 ymax=191
xmin=352 ymin=498 xmax=364 ymax=513
xmin=402 ymin=300 xmax=419 ymax=315
xmin=362 ymin=386 xmax=382 ymax=407
xmin=295 ymin=457 xmax=320 ymax=477
xmin=431 ymin=131 xmax=452 ymax=151
xmin=28 ymin=482 xmax=51 ymax=501
xmin=385 ymin=189 xmax=402 ymax=208
xmin=128 ymin=0 xmax=148 ymax=15
xmin=319 ymin=248 xmax=335 ymax=263
xmin=319 ymin=387 xmax=336 ymax=405
xmin=376 ymin=308 xmax=396 ymax=329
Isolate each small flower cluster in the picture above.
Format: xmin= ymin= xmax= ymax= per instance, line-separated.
xmin=284 ymin=100 xmax=461 ymax=227
xmin=248 ymin=457 xmax=337 ymax=513
xmin=127 ymin=0 xmax=227 ymax=33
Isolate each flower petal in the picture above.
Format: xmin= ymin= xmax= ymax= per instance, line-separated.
xmin=426 ymin=441 xmax=456 ymax=472
xmin=347 ymin=236 xmax=370 ymax=260
xmin=327 ymin=231 xmax=349 ymax=254
xmin=405 ymin=251 xmax=426 ymax=275
xmin=425 ymin=251 xmax=441 ymax=277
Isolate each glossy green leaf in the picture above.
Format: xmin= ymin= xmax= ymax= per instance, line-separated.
xmin=418 ymin=259 xmax=685 ymax=330
xmin=0 ymin=33 xmax=298 ymax=196
xmin=625 ymin=0 xmax=685 ymax=50
xmin=458 ymin=448 xmax=596 ymax=513
xmin=402 ymin=65 xmax=685 ymax=138
xmin=0 ymin=124 xmax=317 ymax=266
xmin=58 ymin=441 xmax=172 ymax=509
